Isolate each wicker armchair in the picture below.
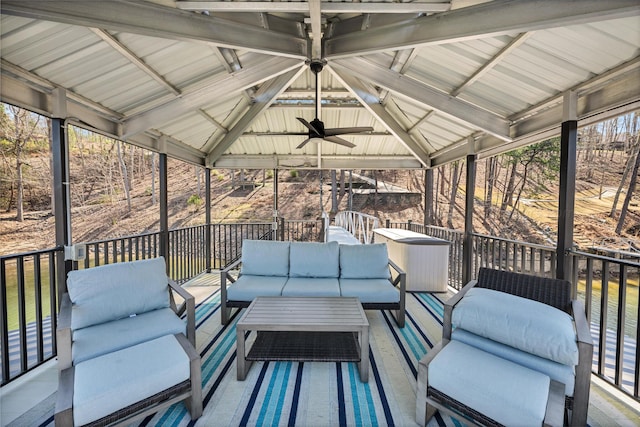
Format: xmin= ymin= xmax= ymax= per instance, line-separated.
xmin=417 ymin=267 xmax=593 ymax=427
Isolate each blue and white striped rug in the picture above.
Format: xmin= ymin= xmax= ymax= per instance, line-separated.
xmin=136 ymin=290 xmax=452 ymax=427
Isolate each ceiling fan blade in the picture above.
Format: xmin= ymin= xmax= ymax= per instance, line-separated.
xmin=296 ymin=138 xmax=313 ymax=149
xmin=325 ymin=135 xmax=356 ymax=148
xmin=324 ymin=126 xmax=373 ymax=136
xmin=297 ymin=117 xmax=321 ymax=135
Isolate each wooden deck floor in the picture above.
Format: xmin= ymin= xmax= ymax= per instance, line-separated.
xmin=1 ymin=272 xmax=639 ymax=426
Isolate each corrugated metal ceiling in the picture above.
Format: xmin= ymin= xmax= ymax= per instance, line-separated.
xmin=1 ymin=1 xmax=638 ymax=170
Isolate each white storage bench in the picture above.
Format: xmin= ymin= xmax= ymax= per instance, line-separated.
xmin=55 ymin=333 xmax=202 ymax=427
xmin=418 ymin=340 xmax=565 ymax=427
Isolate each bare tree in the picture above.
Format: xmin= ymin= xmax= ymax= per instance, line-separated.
xmin=117 ymin=141 xmax=132 ymax=212
xmin=615 ymin=139 xmax=640 ymax=235
xmin=447 ymin=161 xmax=461 ymax=228
xmin=7 ymin=106 xmax=42 ymax=221
xmin=330 ymin=170 xmax=338 ymax=214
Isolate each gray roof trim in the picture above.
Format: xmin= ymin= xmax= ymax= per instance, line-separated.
xmin=324 ymin=0 xmax=640 ymax=58
xmin=1 ymin=0 xmax=307 ymax=58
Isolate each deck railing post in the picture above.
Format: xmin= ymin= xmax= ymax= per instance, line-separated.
xmin=556 ymin=91 xmax=578 ymax=288
xmin=51 ymin=88 xmax=72 ymax=302
xmin=159 ymin=148 xmax=169 ymax=274
xmin=205 ymin=169 xmax=211 ymax=272
xmin=463 ymin=152 xmax=476 ymax=285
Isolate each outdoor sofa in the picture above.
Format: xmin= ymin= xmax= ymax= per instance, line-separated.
xmin=416 ymin=267 xmax=593 ymax=426
xmin=54 ymin=257 xmax=202 ymax=426
xmin=220 ymin=240 xmax=406 ymax=327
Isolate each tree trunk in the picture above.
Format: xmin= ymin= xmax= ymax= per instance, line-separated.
xmin=151 ymin=152 xmax=157 ymax=205
xmin=339 ymin=170 xmax=345 ymax=197
xmin=447 ymin=162 xmax=460 ymax=228
xmin=610 ymin=146 xmax=638 ymax=217
xmin=117 ymin=141 xmax=132 ymax=212
xmin=500 ymin=161 xmax=517 ymax=214
xmin=615 ymin=147 xmax=640 ymax=235
xmin=15 ymin=147 xmax=23 ymax=221
xmin=330 ymin=170 xmax=338 ymax=214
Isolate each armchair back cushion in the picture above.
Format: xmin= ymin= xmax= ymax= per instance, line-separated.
xmin=452 ymin=287 xmax=579 ymax=366
xmin=289 ymin=241 xmax=339 ymax=278
xmin=339 ymin=244 xmax=391 ymax=279
xmin=477 ymin=267 xmax=571 ymax=313
xmin=241 ymin=240 xmax=290 ymax=276
xmin=67 ymin=257 xmax=170 ymax=330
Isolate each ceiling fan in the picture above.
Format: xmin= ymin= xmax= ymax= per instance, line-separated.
xmin=296 ymin=60 xmax=373 ymax=149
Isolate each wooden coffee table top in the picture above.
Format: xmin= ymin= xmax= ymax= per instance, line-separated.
xmin=237 ymin=296 xmax=368 ymax=331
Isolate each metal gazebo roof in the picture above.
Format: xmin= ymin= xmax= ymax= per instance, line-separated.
xmin=1 ymin=0 xmax=639 ymax=170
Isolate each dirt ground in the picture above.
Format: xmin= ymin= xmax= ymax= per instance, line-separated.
xmin=1 ymin=164 xmax=638 ymax=256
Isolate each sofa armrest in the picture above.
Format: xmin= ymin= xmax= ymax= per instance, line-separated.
xmin=388 ymin=259 xmax=406 ymax=327
xmin=443 ymin=279 xmax=478 ymax=340
xmin=168 ymin=279 xmax=196 ymax=348
xmin=57 ymin=293 xmax=73 ymax=371
xmin=220 ymin=259 xmax=242 ymax=300
xmin=571 ymin=299 xmax=593 ymax=427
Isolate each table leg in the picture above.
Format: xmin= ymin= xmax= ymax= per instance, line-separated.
xmin=359 ymin=326 xmax=369 ymax=382
xmin=237 ymin=328 xmax=247 ymax=380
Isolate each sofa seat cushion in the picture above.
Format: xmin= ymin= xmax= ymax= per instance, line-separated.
xmin=339 ymin=244 xmax=390 ymax=279
xmin=430 ymin=340 xmax=551 ymax=427
xmin=339 ymin=278 xmax=399 ymax=303
xmin=281 ymin=277 xmax=341 ymax=297
xmin=289 ymin=241 xmax=340 ymax=278
xmin=226 ymin=275 xmax=288 ymax=301
xmin=73 ymin=334 xmax=190 ymax=426
xmin=452 ymin=287 xmax=579 ymax=366
xmin=67 ymin=257 xmax=170 ymax=330
xmin=241 ymin=240 xmax=290 ymax=277
xmin=72 ymin=307 xmax=185 ymax=365
xmin=452 ymin=328 xmax=575 ymax=397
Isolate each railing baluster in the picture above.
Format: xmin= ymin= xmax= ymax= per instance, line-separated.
xmin=615 ymin=266 xmax=627 ymax=386
xmin=34 ymin=254 xmax=44 ymax=364
xmin=1 ymin=258 xmax=10 ymax=384
xmin=599 ymin=260 xmax=609 ymax=376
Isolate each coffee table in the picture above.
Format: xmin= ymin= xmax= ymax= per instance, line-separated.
xmin=236 ymin=296 xmax=370 ymax=382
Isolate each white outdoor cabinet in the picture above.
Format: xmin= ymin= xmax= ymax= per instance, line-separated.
xmin=373 ymin=228 xmax=450 ymax=292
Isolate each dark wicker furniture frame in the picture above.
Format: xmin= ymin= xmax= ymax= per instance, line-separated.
xmin=417 ymin=267 xmax=593 ymax=427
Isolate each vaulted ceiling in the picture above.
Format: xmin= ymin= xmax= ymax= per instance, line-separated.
xmin=1 ymin=1 xmax=639 ymax=170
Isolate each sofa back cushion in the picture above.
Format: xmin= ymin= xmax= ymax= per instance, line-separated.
xmin=67 ymin=257 xmax=169 ymax=330
xmin=339 ymin=243 xmax=390 ymax=279
xmin=289 ymin=241 xmax=340 ymax=278
xmin=241 ymin=240 xmax=290 ymax=276
xmin=452 ymin=287 xmax=579 ymax=366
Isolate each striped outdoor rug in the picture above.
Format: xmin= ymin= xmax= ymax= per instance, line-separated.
xmin=134 ymin=290 xmax=453 ymax=427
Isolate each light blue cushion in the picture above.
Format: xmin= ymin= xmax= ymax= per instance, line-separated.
xmin=281 ymin=277 xmax=341 ymax=297
xmin=67 ymin=257 xmax=169 ymax=330
xmin=73 ymin=334 xmax=190 ymax=426
xmin=430 ymin=340 xmax=550 ymax=427
xmin=452 ymin=287 xmax=579 ymax=366
xmin=226 ymin=275 xmax=288 ymax=301
xmin=452 ymin=328 xmax=575 ymax=397
xmin=289 ymin=241 xmax=340 ymax=278
xmin=339 ymin=278 xmax=399 ymax=303
xmin=240 ymin=240 xmax=290 ymax=277
xmin=339 ymin=244 xmax=390 ymax=279
xmin=72 ymin=308 xmax=186 ymax=364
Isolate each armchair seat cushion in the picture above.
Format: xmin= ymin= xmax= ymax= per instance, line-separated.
xmin=226 ymin=275 xmax=288 ymax=301
xmin=452 ymin=287 xmax=579 ymax=365
xmin=73 ymin=334 xmax=190 ymax=426
xmin=72 ymin=308 xmax=186 ymax=365
xmin=339 ymin=278 xmax=400 ymax=303
xmin=281 ymin=277 xmax=341 ymax=297
xmin=452 ymin=328 xmax=575 ymax=396
xmin=429 ymin=340 xmax=551 ymax=427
